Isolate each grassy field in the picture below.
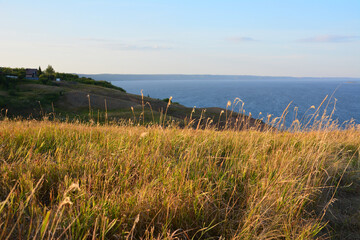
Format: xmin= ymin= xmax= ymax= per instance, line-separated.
xmin=0 ymin=118 xmax=359 ymax=239
xmin=1 ymin=81 xmax=270 ymax=132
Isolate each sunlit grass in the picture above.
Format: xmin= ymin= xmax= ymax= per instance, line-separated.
xmin=0 ymin=116 xmax=359 ymax=239
xmin=0 ymin=93 xmax=360 ymax=239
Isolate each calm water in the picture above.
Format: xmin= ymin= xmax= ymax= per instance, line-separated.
xmin=111 ymin=79 xmax=360 ymax=126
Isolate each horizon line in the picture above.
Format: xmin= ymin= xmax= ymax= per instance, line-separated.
xmin=78 ymin=73 xmax=360 ymax=79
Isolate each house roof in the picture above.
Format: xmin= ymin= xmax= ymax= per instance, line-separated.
xmin=26 ymin=69 xmax=37 ymax=75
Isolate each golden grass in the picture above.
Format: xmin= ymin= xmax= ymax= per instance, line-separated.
xmin=0 ymin=118 xmax=359 ymax=239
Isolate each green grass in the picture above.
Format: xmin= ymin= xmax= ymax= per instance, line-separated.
xmin=0 ymin=118 xmax=359 ymax=239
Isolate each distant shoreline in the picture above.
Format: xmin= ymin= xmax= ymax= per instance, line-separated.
xmin=79 ymin=73 xmax=360 ymax=82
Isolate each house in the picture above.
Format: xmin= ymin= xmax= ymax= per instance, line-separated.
xmin=25 ymin=68 xmax=39 ymax=80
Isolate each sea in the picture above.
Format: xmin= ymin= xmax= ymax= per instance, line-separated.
xmin=83 ymin=74 xmax=360 ymax=127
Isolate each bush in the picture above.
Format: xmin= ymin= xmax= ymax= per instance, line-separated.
xmin=162 ymin=98 xmax=179 ymax=105
xmin=39 ymin=74 xmax=50 ymax=84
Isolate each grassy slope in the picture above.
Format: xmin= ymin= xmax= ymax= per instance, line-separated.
xmin=1 ymin=81 xmax=267 ymax=129
xmin=0 ymin=120 xmax=359 ymax=239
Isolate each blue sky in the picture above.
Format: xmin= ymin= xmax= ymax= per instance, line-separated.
xmin=1 ymin=0 xmax=359 ymax=77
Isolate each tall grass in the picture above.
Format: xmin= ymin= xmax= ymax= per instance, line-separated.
xmin=0 ymin=116 xmax=359 ymax=239
xmin=0 ymin=94 xmax=359 ymax=239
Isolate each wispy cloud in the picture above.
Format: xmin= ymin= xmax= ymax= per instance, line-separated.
xmin=298 ymin=35 xmax=359 ymax=43
xmin=104 ymin=43 xmax=172 ymax=51
xmin=81 ymin=38 xmax=173 ymax=51
xmin=228 ymin=36 xmax=257 ymax=42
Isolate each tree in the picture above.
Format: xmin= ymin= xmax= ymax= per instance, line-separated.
xmin=44 ymin=65 xmax=55 ymax=81
xmin=38 ymin=66 xmax=42 ymax=76
xmin=45 ymin=65 xmax=55 ymax=75
xmin=17 ymin=69 xmax=26 ymax=80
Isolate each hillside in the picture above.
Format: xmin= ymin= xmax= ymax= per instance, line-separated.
xmin=0 ymin=121 xmax=359 ymax=239
xmin=0 ymin=80 xmax=267 ymax=130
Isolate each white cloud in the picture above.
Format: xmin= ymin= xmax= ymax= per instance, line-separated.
xmin=104 ymin=43 xmax=172 ymax=51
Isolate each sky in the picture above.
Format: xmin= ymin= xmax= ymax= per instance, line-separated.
xmin=1 ymin=0 xmax=360 ymax=77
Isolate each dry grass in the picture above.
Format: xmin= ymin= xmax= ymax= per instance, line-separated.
xmin=0 ymin=117 xmax=359 ymax=239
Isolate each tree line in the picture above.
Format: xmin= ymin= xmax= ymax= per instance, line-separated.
xmin=0 ymin=65 xmax=125 ymax=92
